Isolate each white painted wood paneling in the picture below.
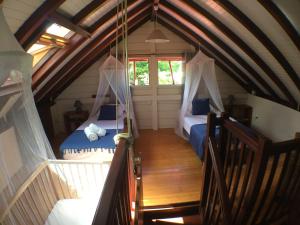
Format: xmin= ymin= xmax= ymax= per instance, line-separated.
xmin=2 ymin=0 xmax=45 ymax=33
xmin=51 ymin=21 xmax=247 ymax=134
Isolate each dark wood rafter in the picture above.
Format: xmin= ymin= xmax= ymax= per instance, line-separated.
xmin=158 ymin=10 xmax=274 ymax=97
xmin=157 ymin=17 xmax=258 ymax=96
xmin=258 ymin=0 xmax=300 ymax=51
xmin=214 ymin=0 xmax=300 ymax=91
xmin=46 ymin=14 xmax=151 ymax=101
xmin=15 ymin=0 xmax=65 ymax=50
xmin=72 ymin=0 xmax=108 ymax=25
xmin=32 ymin=0 xmax=144 ymax=89
xmin=36 ymin=6 xmax=151 ymax=102
xmin=160 ymin=0 xmax=297 ymax=106
xmin=88 ymin=0 xmax=136 ymax=33
xmin=158 ymin=15 xmax=297 ymax=108
xmin=48 ymin=12 xmax=91 ymax=38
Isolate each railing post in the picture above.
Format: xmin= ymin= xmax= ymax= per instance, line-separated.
xmin=199 ymin=113 xmax=216 ymax=216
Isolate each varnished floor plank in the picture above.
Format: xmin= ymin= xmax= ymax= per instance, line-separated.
xmin=135 ymin=129 xmax=203 ymax=207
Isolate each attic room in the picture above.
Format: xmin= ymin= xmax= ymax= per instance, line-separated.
xmin=0 ymin=0 xmax=299 ymax=225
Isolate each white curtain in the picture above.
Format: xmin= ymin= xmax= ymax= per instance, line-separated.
xmin=176 ymin=51 xmax=224 ymax=138
xmin=90 ymin=55 xmax=139 ymax=137
xmin=0 ymin=6 xmax=56 ymax=223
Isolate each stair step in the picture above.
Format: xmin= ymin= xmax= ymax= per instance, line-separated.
xmin=144 ymin=215 xmax=202 ymax=225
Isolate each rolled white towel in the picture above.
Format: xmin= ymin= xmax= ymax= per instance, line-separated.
xmin=84 ymin=127 xmax=98 ymax=142
xmin=89 ymin=123 xmax=106 ymax=137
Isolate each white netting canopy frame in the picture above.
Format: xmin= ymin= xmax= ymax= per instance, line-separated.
xmin=0 ymin=5 xmax=56 ymax=223
xmin=90 ymin=55 xmax=139 ymax=137
xmin=176 ymin=51 xmax=224 ymax=138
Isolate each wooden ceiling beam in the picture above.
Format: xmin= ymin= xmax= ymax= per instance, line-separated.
xmin=32 ymin=0 xmax=146 ymax=89
xmin=48 ymin=12 xmax=91 ymax=38
xmin=160 ymin=1 xmax=297 ymax=107
xmin=158 ymin=16 xmax=295 ymax=109
xmin=214 ymin=0 xmax=300 ymax=91
xmin=39 ymin=13 xmax=151 ymax=102
xmin=51 ymin=15 xmax=151 ymax=101
xmin=258 ymin=0 xmax=300 ymax=51
xmin=36 ymin=6 xmax=151 ymax=102
xmin=157 ymin=15 xmax=265 ymax=97
xmin=15 ymin=0 xmax=65 ymax=50
xmin=156 ymin=18 xmax=252 ymax=94
xmin=72 ymin=0 xmax=108 ymax=24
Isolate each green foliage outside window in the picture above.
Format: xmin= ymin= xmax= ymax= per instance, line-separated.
xmin=129 ymin=60 xmax=149 ymax=86
xmin=158 ymin=60 xmax=183 ymax=85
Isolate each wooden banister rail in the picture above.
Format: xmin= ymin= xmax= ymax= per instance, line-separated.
xmin=92 ymin=138 xmax=132 ymax=225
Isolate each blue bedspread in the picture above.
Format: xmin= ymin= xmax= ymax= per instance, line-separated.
xmin=60 ymin=129 xmax=121 ymax=155
xmin=189 ymin=124 xmax=219 ymax=159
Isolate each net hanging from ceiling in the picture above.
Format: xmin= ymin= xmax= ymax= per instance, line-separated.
xmin=0 ymin=5 xmax=110 ymax=225
xmin=176 ymin=51 xmax=224 ymax=138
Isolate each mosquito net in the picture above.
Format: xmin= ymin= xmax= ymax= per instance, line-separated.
xmin=176 ymin=51 xmax=224 ymax=138
xmin=0 ymin=5 xmax=56 ymax=222
xmin=90 ymin=55 xmax=139 ymax=137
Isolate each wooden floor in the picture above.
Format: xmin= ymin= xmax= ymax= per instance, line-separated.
xmin=135 ymin=129 xmax=203 ymax=207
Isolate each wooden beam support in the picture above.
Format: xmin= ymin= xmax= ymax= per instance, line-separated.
xmin=160 ymin=1 xmax=297 ymax=107
xmin=32 ymin=0 xmax=145 ymax=89
xmin=157 ymin=17 xmax=260 ymax=96
xmin=258 ymin=0 xmax=300 ymax=51
xmin=72 ymin=0 xmax=108 ymax=24
xmin=36 ymin=6 xmax=151 ymax=102
xmin=157 ymin=16 xmax=295 ymax=109
xmin=42 ymin=14 xmax=151 ymax=102
xmin=15 ymin=0 xmax=65 ymax=50
xmin=48 ymin=12 xmax=91 ymax=38
xmin=214 ymin=0 xmax=300 ymax=91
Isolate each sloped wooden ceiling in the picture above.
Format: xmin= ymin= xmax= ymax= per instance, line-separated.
xmin=2 ymin=0 xmax=299 ymax=110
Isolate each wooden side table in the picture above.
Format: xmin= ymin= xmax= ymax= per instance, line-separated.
xmin=64 ymin=110 xmax=89 ymax=134
xmin=225 ymin=104 xmax=252 ymax=126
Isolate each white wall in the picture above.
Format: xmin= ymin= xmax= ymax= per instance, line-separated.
xmin=247 ymin=94 xmax=300 ymax=141
xmin=51 ymin=22 xmax=247 ymax=134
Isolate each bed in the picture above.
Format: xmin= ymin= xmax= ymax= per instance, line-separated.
xmin=60 ymin=115 xmax=125 ymax=161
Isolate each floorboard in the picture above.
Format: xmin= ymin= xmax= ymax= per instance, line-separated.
xmin=135 ymin=129 xmax=203 ymax=207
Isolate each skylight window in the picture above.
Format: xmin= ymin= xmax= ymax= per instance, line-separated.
xmin=46 ymin=23 xmax=71 ymax=38
xmin=27 ymin=44 xmax=49 ymax=54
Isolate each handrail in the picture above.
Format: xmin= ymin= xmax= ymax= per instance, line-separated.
xmin=92 ymin=138 xmax=132 ymax=225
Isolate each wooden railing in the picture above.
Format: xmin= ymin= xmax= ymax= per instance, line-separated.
xmin=200 ymin=113 xmax=300 ymax=225
xmin=92 ymin=138 xmax=139 ymax=225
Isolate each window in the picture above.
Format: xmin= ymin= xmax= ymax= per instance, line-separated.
xmin=129 ymin=58 xmax=150 ymax=86
xmin=26 ymin=23 xmax=72 ymax=67
xmin=157 ymin=58 xmax=183 ymax=85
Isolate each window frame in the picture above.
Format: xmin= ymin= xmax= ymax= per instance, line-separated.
xmin=157 ymin=57 xmax=184 ymax=86
xmin=129 ymin=57 xmax=150 ymax=87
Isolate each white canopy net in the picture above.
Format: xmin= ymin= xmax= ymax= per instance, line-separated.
xmin=0 ymin=5 xmax=55 ymax=221
xmin=0 ymin=7 xmax=109 ymax=225
xmin=176 ymin=51 xmax=224 ymax=138
xmin=90 ymin=55 xmax=139 ymax=137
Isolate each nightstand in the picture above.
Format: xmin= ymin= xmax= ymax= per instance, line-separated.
xmin=64 ymin=110 xmax=89 ymax=134
xmin=225 ymin=104 xmax=252 ymax=126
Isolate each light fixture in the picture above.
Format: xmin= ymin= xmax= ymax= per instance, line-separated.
xmin=145 ymin=6 xmax=169 ymax=43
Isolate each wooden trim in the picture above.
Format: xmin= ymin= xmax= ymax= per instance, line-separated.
xmin=215 ymin=0 xmax=300 ymax=91
xmin=15 ymin=0 xmax=65 ymax=50
xmin=48 ymin=12 xmax=91 ymax=38
xmin=37 ymin=13 xmax=151 ymax=102
xmin=72 ymin=0 xmax=108 ymax=24
xmin=160 ymin=1 xmax=297 ymax=106
xmin=258 ymin=0 xmax=300 ymax=51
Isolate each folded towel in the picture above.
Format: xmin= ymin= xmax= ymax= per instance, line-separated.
xmin=89 ymin=123 xmax=106 ymax=137
xmin=84 ymin=127 xmax=98 ymax=142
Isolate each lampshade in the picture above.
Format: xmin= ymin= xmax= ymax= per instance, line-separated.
xmin=145 ymin=29 xmax=170 ymax=43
